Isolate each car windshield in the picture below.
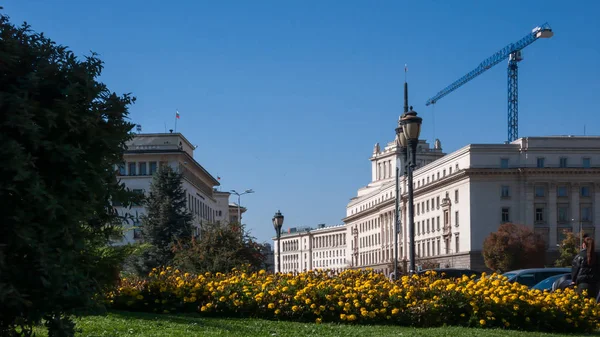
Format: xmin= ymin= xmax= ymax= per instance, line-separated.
xmin=532 ymin=274 xmax=563 ymax=291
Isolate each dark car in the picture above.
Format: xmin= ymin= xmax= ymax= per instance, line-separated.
xmin=502 ymin=268 xmax=570 ymax=288
xmin=417 ymin=268 xmax=481 ymax=279
xmin=532 ymin=273 xmax=570 ymax=291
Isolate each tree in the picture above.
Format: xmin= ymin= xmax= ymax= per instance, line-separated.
xmin=555 ymin=230 xmax=580 ymax=267
xmin=173 ymin=222 xmax=266 ymax=274
xmin=0 ymin=13 xmax=135 ymax=337
xmin=136 ymin=165 xmax=193 ymax=272
xmin=482 ymin=223 xmax=546 ymax=273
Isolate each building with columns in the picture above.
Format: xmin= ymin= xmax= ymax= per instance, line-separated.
xmin=274 ymin=135 xmax=600 ymax=274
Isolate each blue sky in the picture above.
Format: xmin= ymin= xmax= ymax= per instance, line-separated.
xmin=5 ymin=0 xmax=599 ymax=244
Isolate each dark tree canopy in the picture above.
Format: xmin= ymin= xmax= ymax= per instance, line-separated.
xmin=555 ymin=230 xmax=580 ymax=267
xmin=0 ymin=14 xmax=135 ymax=336
xmin=482 ymin=223 xmax=546 ymax=273
xmin=136 ymin=165 xmax=194 ymax=272
xmin=173 ymin=222 xmax=267 ymax=274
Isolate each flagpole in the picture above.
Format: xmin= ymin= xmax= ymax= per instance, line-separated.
xmin=174 ymin=109 xmax=178 ymax=133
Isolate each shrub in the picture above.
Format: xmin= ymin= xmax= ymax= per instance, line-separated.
xmin=107 ymin=267 xmax=600 ymax=333
xmin=483 ymin=223 xmax=546 ymax=272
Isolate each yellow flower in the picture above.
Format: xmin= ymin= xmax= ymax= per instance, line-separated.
xmin=480 ymin=319 xmax=486 ymax=326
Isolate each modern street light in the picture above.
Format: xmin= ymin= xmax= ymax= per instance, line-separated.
xmin=230 ymin=189 xmax=254 ymax=224
xmin=400 ymin=105 xmax=423 ymax=275
xmin=272 ymin=210 xmax=284 ymax=273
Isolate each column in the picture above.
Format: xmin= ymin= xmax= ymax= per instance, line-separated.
xmin=548 ymin=183 xmax=557 ymax=248
xmin=525 ymin=182 xmax=535 ymax=226
xmin=571 ymin=183 xmax=580 ymax=232
xmin=594 ymin=183 xmax=600 ymax=243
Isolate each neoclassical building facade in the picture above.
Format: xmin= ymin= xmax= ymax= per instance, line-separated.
xmin=275 ymin=135 xmax=600 ymax=274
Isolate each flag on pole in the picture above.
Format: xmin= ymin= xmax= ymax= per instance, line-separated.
xmin=176 ymin=110 xmax=180 ymax=119
xmin=404 ymin=64 xmax=407 ymax=73
xmin=217 ymin=176 xmax=221 ymax=180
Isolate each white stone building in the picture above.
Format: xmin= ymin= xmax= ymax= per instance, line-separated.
xmin=274 ymin=224 xmax=348 ymax=273
xmin=274 ymin=135 xmax=600 ymax=274
xmin=113 ymin=132 xmax=230 ymax=245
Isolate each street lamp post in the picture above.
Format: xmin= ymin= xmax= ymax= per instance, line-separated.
xmin=400 ymin=106 xmax=423 ymax=275
xmin=230 ymin=189 xmax=254 ymax=224
xmin=272 ymin=210 xmax=284 ymax=273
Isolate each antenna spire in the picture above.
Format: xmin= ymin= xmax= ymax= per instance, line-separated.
xmin=403 ymin=64 xmax=409 ymax=113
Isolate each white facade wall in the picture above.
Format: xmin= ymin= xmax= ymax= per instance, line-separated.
xmin=275 ymin=136 xmax=600 ymax=274
xmin=113 ymin=133 xmax=226 ymax=245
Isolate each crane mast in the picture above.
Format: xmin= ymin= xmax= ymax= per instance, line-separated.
xmin=426 ymin=23 xmax=553 ymax=142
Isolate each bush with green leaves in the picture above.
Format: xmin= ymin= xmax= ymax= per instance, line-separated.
xmin=0 ymin=13 xmax=135 ymax=336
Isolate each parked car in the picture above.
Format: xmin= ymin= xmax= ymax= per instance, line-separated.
xmin=532 ymin=273 xmax=570 ymax=291
xmin=417 ymin=268 xmax=481 ymax=279
xmin=502 ymin=268 xmax=570 ymax=288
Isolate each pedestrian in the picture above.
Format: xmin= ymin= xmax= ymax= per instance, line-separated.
xmin=571 ymin=236 xmax=600 ymax=299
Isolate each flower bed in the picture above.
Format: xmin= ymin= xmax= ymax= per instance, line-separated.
xmin=108 ymin=268 xmax=600 ymax=333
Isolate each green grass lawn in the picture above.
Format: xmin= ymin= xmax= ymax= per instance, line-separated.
xmin=35 ymin=311 xmax=600 ymax=337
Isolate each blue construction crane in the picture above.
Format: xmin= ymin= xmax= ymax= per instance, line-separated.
xmin=425 ymin=23 xmax=554 ymax=142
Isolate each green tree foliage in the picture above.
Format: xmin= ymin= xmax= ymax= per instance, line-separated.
xmin=0 ymin=14 xmax=135 ymax=337
xmin=555 ymin=230 xmax=580 ymax=267
xmin=482 ymin=223 xmax=546 ymax=273
xmin=134 ymin=165 xmax=193 ymax=273
xmin=173 ymin=222 xmax=267 ymax=274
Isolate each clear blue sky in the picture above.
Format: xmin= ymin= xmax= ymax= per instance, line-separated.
xmin=5 ymin=0 xmax=599 ymax=244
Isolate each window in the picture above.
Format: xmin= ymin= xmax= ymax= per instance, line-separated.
xmin=535 ymin=186 xmax=545 ymax=197
xmin=426 ymin=200 xmax=430 ymax=211
xmin=537 ymin=158 xmax=545 ymax=168
xmin=583 ymin=158 xmax=591 ymax=168
xmin=581 ymin=186 xmax=590 ymax=197
xmin=436 ymin=216 xmax=440 ymax=231
xmin=118 ymin=162 xmax=126 ymax=175
xmin=501 ymin=185 xmax=510 ymax=198
xmin=139 ymin=162 xmax=147 ymax=175
xmin=150 ymin=161 xmax=157 ymax=175
xmin=559 ymin=157 xmax=568 ymax=168
xmin=449 ymin=167 xmax=453 ymax=174
xmin=437 ymin=240 xmax=440 ymax=256
xmin=427 ymin=219 xmax=430 ymax=232
xmin=557 ymin=186 xmax=568 ymax=197
xmin=500 ymin=158 xmax=509 ymax=169
xmin=436 ymin=196 xmax=440 ymax=208
xmin=535 ymin=207 xmax=545 ymax=222
xmin=501 ymin=208 xmax=510 ymax=223
xmin=454 ymin=190 xmax=459 ymax=203
xmin=455 ymin=235 xmax=460 ymax=253
xmin=455 ymin=211 xmax=459 ymax=227
xmin=581 ymin=206 xmax=592 ymax=222
xmin=128 ymin=162 xmax=136 ymax=176
xmin=558 ymin=207 xmax=569 ymax=222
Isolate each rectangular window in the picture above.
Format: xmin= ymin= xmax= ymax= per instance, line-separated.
xmin=455 ymin=235 xmax=460 ymax=253
xmin=128 ymin=162 xmax=136 ymax=176
xmin=455 ymin=211 xmax=459 ymax=227
xmin=449 ymin=167 xmax=453 ymax=174
xmin=426 ymin=200 xmax=430 ymax=211
xmin=436 ymin=196 xmax=440 ymax=208
xmin=559 ymin=157 xmax=568 ymax=168
xmin=500 ymin=158 xmax=509 ymax=169
xmin=558 ymin=207 xmax=569 ymax=222
xmin=139 ymin=162 xmax=147 ymax=175
xmin=557 ymin=186 xmax=568 ymax=197
xmin=437 ymin=240 xmax=441 ymax=256
xmin=583 ymin=158 xmax=591 ymax=168
xmin=535 ymin=186 xmax=545 ymax=197
xmin=537 ymin=158 xmax=545 ymax=168
xmin=581 ymin=186 xmax=590 ymax=197
xmin=455 ymin=190 xmax=459 ymax=203
xmin=417 ymin=221 xmax=420 ymax=235
xmin=535 ymin=208 xmax=545 ymax=222
xmin=501 ymin=207 xmax=510 ymax=223
xmin=437 ymin=216 xmax=440 ymax=231
xmin=501 ymin=185 xmax=510 ymax=198
xmin=581 ymin=207 xmax=592 ymax=221
xmin=118 ymin=162 xmax=126 ymax=175
xmin=427 ymin=219 xmax=430 ymax=232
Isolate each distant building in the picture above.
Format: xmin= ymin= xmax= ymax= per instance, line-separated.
xmin=273 ymin=136 xmax=600 ymax=274
xmin=229 ymin=203 xmax=247 ymax=224
xmin=262 ymin=243 xmax=275 ymax=273
xmin=112 ymin=132 xmax=229 ymax=245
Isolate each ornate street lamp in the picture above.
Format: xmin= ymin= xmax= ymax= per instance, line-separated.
xmin=272 ymin=210 xmax=284 ymax=273
xmin=400 ymin=106 xmax=423 ymax=275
